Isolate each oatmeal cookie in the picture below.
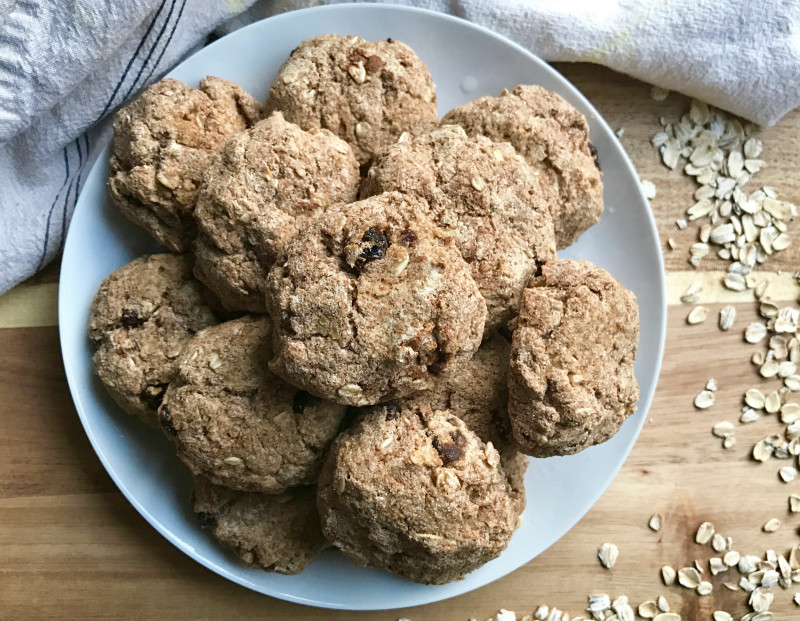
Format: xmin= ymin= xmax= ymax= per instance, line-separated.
xmin=508 ymin=259 xmax=639 ymax=456
xmin=266 ymin=191 xmax=487 ymax=407
xmin=266 ymin=35 xmax=437 ymax=165
xmin=160 ymin=316 xmax=346 ymax=492
xmin=88 ymin=254 xmax=218 ymax=424
xmin=442 ymin=85 xmax=603 ymax=248
xmin=398 ymin=331 xmax=528 ymax=510
xmin=317 ymin=404 xmax=520 ymax=584
xmin=360 ymin=125 xmax=556 ymax=328
xmin=109 ymin=77 xmax=262 ymax=251
xmin=192 ymin=476 xmax=326 ymax=574
xmin=192 ymin=111 xmax=360 ymax=313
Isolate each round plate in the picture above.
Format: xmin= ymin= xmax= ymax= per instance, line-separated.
xmin=59 ymin=3 xmax=666 ymax=611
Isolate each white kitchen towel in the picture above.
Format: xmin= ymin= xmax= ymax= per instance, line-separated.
xmin=1 ymin=0 xmax=799 ymax=294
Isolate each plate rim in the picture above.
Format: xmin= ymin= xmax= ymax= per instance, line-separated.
xmin=58 ymin=1 xmax=667 ymax=610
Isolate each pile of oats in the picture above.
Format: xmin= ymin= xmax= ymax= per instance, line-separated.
xmin=650 ymin=100 xmax=796 ymax=277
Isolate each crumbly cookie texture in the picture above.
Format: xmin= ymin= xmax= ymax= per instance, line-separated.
xmin=317 ymin=404 xmax=520 ymax=584
xmin=266 ymin=35 xmax=438 ymax=165
xmin=360 ymin=125 xmax=557 ymax=329
xmin=160 ymin=316 xmax=346 ymax=492
xmin=193 ymin=111 xmax=360 ymax=313
xmin=192 ymin=476 xmax=327 ymax=575
xmin=109 ymin=77 xmax=262 ymax=252
xmin=266 ymin=191 xmax=487 ymax=407
xmin=398 ymin=331 xmax=528 ymax=512
xmin=88 ymin=254 xmax=218 ymax=424
xmin=442 ymin=85 xmax=603 ymax=249
xmin=508 ymin=259 xmax=639 ymax=457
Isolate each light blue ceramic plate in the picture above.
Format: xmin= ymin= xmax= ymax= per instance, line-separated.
xmin=60 ymin=3 xmax=666 ymax=610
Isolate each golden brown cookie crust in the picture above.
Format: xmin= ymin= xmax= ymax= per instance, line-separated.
xmin=192 ymin=476 xmax=327 ymax=575
xmin=360 ymin=125 xmax=557 ymax=329
xmin=109 ymin=77 xmax=262 ymax=252
xmin=508 ymin=259 xmax=640 ymax=457
xmin=266 ymin=191 xmax=487 ymax=407
xmin=160 ymin=316 xmax=346 ymax=492
xmin=442 ymin=85 xmax=603 ymax=249
xmin=317 ymin=404 xmax=520 ymax=584
xmin=266 ymin=35 xmax=438 ymax=165
xmin=193 ymin=111 xmax=360 ymax=313
xmin=88 ymin=254 xmax=218 ymax=424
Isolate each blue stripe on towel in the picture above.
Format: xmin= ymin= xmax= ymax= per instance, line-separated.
xmin=124 ymin=0 xmax=179 ymax=101
xmin=98 ymin=0 xmax=169 ymax=119
xmin=37 ymin=146 xmax=70 ymax=270
xmin=141 ymin=0 xmax=188 ymax=87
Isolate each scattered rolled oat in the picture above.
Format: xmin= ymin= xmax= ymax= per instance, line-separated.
xmin=719 ymin=306 xmax=736 ymax=331
xmin=649 ymin=513 xmax=663 ymax=532
xmin=687 ymin=306 xmax=708 ymax=324
xmin=650 ymin=86 xmax=670 ymax=101
xmin=678 ymin=566 xmax=702 ymax=588
xmin=790 ymin=494 xmax=800 ymax=513
xmin=641 ymin=179 xmax=657 ymax=199
xmin=661 ymin=565 xmax=676 ymax=586
xmin=762 ymin=518 xmax=781 ymax=533
xmin=694 ymin=390 xmax=715 ymax=409
xmin=597 ymin=543 xmax=619 ymax=569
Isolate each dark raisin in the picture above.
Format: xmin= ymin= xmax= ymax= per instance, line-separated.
xmin=365 ymin=55 xmax=384 ymax=73
xmin=156 ymin=131 xmax=170 ymax=148
xmin=386 ymin=37 xmax=394 ymax=43
xmin=159 ymin=405 xmax=178 ymax=437
xmin=292 ymin=390 xmax=320 ymax=414
xmin=356 ymin=226 xmax=390 ymax=268
xmin=432 ymin=436 xmax=462 ymax=465
xmin=196 ymin=512 xmax=216 ymax=529
xmin=588 ymin=142 xmax=601 ymax=171
xmin=399 ymin=230 xmax=417 ymax=246
xmin=441 ymin=444 xmax=462 ymax=464
xmin=120 ymin=309 xmax=145 ymax=329
xmin=141 ymin=384 xmax=167 ymax=410
xmin=428 ymin=354 xmax=448 ymax=375
xmin=384 ymin=403 xmax=400 ymax=421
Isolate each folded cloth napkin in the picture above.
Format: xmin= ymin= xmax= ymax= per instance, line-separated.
xmin=1 ymin=0 xmax=799 ymax=294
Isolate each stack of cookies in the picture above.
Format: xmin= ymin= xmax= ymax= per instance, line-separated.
xmin=89 ymin=34 xmax=640 ymax=585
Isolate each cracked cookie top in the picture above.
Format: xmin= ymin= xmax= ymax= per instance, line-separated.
xmin=159 ymin=316 xmax=346 ymax=492
xmin=360 ymin=125 xmax=557 ymax=329
xmin=442 ymin=85 xmax=604 ymax=249
xmin=266 ymin=35 xmax=438 ymax=165
xmin=316 ymin=403 xmax=520 ymax=584
xmin=192 ymin=111 xmax=360 ymax=313
xmin=508 ymin=259 xmax=639 ymax=456
xmin=192 ymin=476 xmax=327 ymax=575
xmin=88 ymin=253 xmax=219 ymax=424
xmin=265 ymin=191 xmax=487 ymax=407
xmin=109 ymin=77 xmax=262 ymax=252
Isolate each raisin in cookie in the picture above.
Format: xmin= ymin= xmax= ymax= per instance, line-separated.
xmin=442 ymin=85 xmax=603 ymax=249
xmin=508 ymin=260 xmax=639 ymax=457
xmin=109 ymin=77 xmax=262 ymax=252
xmin=193 ymin=111 xmax=360 ymax=313
xmin=398 ymin=331 xmax=528 ymax=511
xmin=160 ymin=316 xmax=346 ymax=492
xmin=266 ymin=191 xmax=487 ymax=407
xmin=360 ymin=125 xmax=556 ymax=328
xmin=192 ymin=476 xmax=326 ymax=574
xmin=88 ymin=254 xmax=218 ymax=424
xmin=266 ymin=35 xmax=437 ymax=165
xmin=317 ymin=404 xmax=520 ymax=584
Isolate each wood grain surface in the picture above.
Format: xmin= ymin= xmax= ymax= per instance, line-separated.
xmin=1 ymin=63 xmax=799 ymax=620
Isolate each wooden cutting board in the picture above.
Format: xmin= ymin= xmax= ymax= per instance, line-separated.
xmin=1 ymin=63 xmax=798 ymax=620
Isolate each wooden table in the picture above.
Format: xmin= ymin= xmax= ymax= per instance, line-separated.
xmin=1 ymin=64 xmax=799 ymax=620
